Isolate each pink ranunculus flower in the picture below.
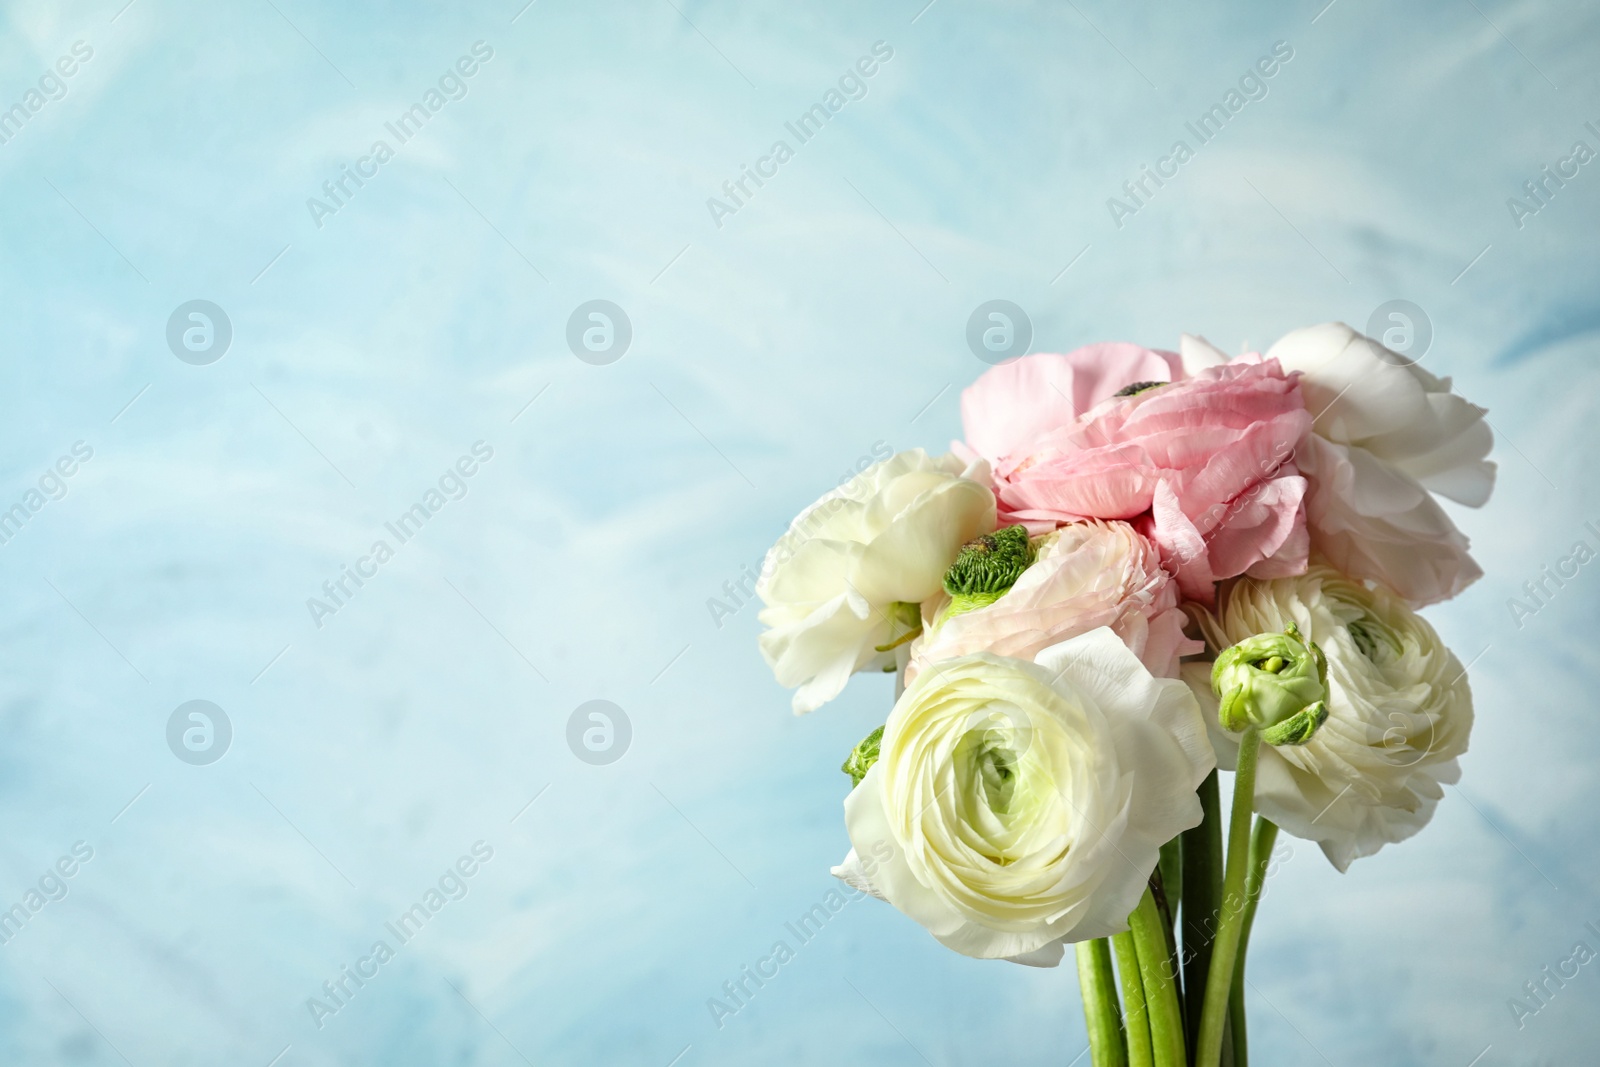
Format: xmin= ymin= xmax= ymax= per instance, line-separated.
xmin=905 ymin=520 xmax=1201 ymax=685
xmin=959 ymin=343 xmax=1183 ymax=465
xmin=961 ymin=353 xmax=1314 ymax=603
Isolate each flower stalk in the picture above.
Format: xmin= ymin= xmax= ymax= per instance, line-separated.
xmin=1180 ymin=770 xmax=1224 ymax=1058
xmin=1157 ymin=839 xmax=1182 ymax=925
xmin=1076 ymin=939 xmax=1128 ymax=1067
xmin=1129 ymin=888 xmax=1186 ymax=1066
xmin=1111 ymin=928 xmax=1154 ymax=1067
xmin=1228 ymin=818 xmax=1280 ymax=1067
xmin=1196 ymin=728 xmax=1261 ymax=1067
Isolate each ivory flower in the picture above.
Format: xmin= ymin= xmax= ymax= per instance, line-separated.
xmin=1188 ymin=564 xmax=1474 ymax=871
xmin=906 ymin=520 xmax=1199 ymax=684
xmin=837 ymin=628 xmax=1215 ymax=964
xmin=756 ymin=449 xmax=995 ymax=714
xmin=1263 ymin=323 xmax=1495 ymax=606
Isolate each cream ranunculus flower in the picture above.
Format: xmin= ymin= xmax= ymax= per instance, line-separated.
xmin=835 ymin=628 xmax=1214 ymax=964
xmin=757 ymin=449 xmax=996 ymax=714
xmin=906 ymin=520 xmax=1200 ymax=685
xmin=1264 ymin=323 xmax=1495 ymax=606
xmin=1187 ymin=563 xmax=1474 ymax=872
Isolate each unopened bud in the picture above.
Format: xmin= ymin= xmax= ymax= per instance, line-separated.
xmin=1212 ymin=623 xmax=1330 ymax=746
xmin=842 ymin=726 xmax=885 ymax=788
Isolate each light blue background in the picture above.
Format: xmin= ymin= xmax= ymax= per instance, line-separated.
xmin=0 ymin=0 xmax=1595 ymax=1064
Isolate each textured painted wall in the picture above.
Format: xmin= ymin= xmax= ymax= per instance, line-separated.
xmin=0 ymin=1 xmax=1594 ymax=1064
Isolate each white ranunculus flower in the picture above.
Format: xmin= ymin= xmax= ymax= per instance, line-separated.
xmin=757 ymin=449 xmax=995 ymax=714
xmin=1265 ymin=323 xmax=1494 ymax=606
xmin=1188 ymin=564 xmax=1474 ymax=872
xmin=836 ymin=628 xmax=1214 ymax=964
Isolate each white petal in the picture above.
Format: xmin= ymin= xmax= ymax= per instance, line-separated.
xmin=830 ymin=847 xmax=887 ymax=901
xmin=754 ymin=448 xmax=995 ymax=713
xmin=1180 ymin=660 xmax=1238 ymax=771
xmin=1180 ymin=333 xmax=1230 ymax=376
xmin=1005 ymin=939 xmax=1067 ymax=968
xmin=1035 ymin=628 xmax=1215 ymax=796
xmin=842 ymin=763 xmax=967 ymax=941
xmin=1298 ymin=435 xmax=1482 ymax=606
xmin=1267 ymin=322 xmax=1497 ymax=513
xmin=758 ymin=593 xmax=886 ymax=714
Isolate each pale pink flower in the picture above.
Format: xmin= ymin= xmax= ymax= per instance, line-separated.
xmin=959 ymin=343 xmax=1182 ymax=465
xmin=906 ymin=520 xmax=1201 ymax=684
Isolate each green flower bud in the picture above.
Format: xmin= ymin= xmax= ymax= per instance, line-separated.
xmin=842 ymin=726 xmax=885 ymax=788
xmin=1212 ymin=623 xmax=1329 ymax=745
xmin=940 ymin=525 xmax=1035 ymax=621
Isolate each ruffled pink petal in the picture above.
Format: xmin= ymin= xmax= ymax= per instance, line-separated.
xmin=1207 ymin=468 xmax=1309 ymax=581
xmin=982 ymin=358 xmax=1314 ymax=601
xmin=905 ymin=521 xmax=1199 ymax=684
xmin=961 ymin=344 xmax=1182 ymax=463
xmin=1145 ymin=480 xmax=1218 ymax=603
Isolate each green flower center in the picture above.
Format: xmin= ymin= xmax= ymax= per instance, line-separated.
xmin=964 ymin=730 xmax=1019 ymax=813
xmin=948 ymin=705 xmax=1057 ymax=866
xmin=1348 ymin=615 xmax=1401 ymax=662
xmin=940 ymin=526 xmax=1035 ymax=622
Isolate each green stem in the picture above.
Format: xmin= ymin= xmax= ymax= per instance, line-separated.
xmin=1077 ymin=940 xmax=1129 ymax=1067
xmin=1112 ymin=929 xmax=1154 ymax=1067
xmin=1148 ymin=862 xmax=1180 ymax=998
xmin=1129 ymin=889 xmax=1186 ymax=1066
xmin=1226 ymin=972 xmax=1246 ymax=1067
xmin=1158 ymin=838 xmax=1183 ymax=924
xmin=1180 ymin=770 xmax=1223 ymax=1059
xmin=1228 ymin=818 xmax=1279 ymax=1067
xmin=1196 ymin=729 xmax=1261 ymax=1067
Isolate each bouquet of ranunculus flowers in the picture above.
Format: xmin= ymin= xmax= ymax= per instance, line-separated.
xmin=756 ymin=324 xmax=1492 ymax=1066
